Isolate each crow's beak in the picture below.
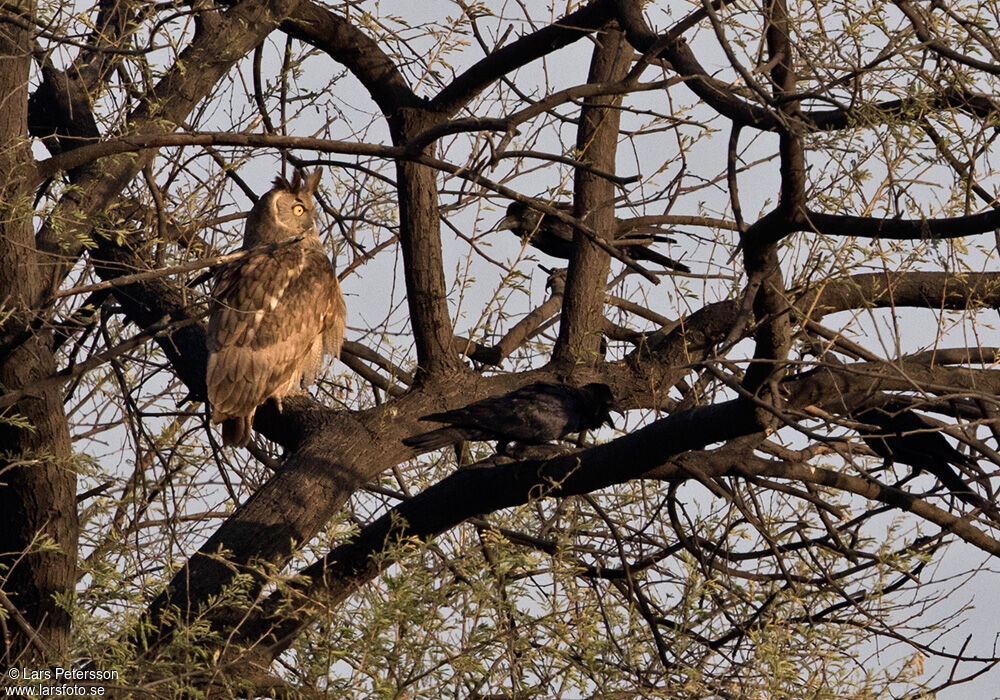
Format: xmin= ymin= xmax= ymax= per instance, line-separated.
xmin=497 ymin=215 xmax=517 ymax=231
xmin=602 ymin=409 xmax=615 ymax=428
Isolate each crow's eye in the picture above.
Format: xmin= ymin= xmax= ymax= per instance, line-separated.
xmin=292 ymin=204 xmax=305 ymax=216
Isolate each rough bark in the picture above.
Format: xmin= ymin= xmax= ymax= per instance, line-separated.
xmin=0 ymin=0 xmax=77 ymax=664
xmin=393 ymin=112 xmax=462 ymax=376
xmin=553 ymin=27 xmax=632 ymax=369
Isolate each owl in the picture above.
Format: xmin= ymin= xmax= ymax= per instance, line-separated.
xmin=206 ymin=169 xmax=347 ymax=447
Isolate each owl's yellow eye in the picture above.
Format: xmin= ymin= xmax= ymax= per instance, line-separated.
xmin=292 ymin=204 xmax=305 ymax=216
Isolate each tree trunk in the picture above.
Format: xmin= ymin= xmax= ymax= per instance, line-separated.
xmin=0 ymin=0 xmax=77 ymax=664
xmin=553 ymin=27 xmax=632 ymax=368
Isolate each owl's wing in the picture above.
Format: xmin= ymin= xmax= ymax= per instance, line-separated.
xmin=321 ymin=268 xmax=347 ymax=360
xmin=206 ymin=245 xmax=334 ymax=423
xmin=276 ymin=247 xmax=343 ymax=384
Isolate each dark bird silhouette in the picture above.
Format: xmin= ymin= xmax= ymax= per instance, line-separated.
xmin=28 ymin=64 xmax=100 ymax=159
xmin=497 ymin=201 xmax=690 ymax=273
xmin=403 ymin=382 xmax=615 ymax=453
xmin=857 ymin=407 xmax=996 ymax=516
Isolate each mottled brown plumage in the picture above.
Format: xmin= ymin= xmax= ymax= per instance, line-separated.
xmin=206 ymin=170 xmax=346 ymax=446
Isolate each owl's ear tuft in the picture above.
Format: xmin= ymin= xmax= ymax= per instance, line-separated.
xmin=304 ymin=169 xmax=321 ymax=195
xmin=272 ymin=174 xmax=293 ymax=192
xmin=281 ymin=169 xmax=320 ymax=195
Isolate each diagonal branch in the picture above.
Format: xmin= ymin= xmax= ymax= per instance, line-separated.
xmin=34 ymin=0 xmax=306 ymax=303
xmin=235 ymin=398 xmax=763 ymax=657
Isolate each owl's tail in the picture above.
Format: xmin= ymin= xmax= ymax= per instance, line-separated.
xmin=221 ymin=415 xmax=253 ymax=447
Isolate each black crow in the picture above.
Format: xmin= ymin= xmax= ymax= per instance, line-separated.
xmin=497 ymin=201 xmax=690 ymax=273
xmin=403 ymin=382 xmax=615 ymax=453
xmin=28 ymin=65 xmax=99 ymax=158
xmin=857 ymin=407 xmax=996 ymax=515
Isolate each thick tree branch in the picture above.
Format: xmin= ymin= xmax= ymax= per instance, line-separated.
xmin=613 ymin=0 xmax=778 ymax=129
xmin=232 ymin=390 xmax=1000 ymax=665
xmin=802 ymin=208 xmax=1000 ymax=241
xmin=236 ymin=398 xmax=763 ymax=656
xmin=612 ymin=0 xmax=1000 ymax=134
xmin=0 ymin=0 xmax=77 ymax=663
xmin=279 ymin=0 xmax=420 ymax=117
xmin=553 ymin=27 xmax=631 ymax=368
xmin=430 ymin=0 xmax=615 ymax=116
xmin=624 ymin=270 xmax=1000 ymax=403
xmin=393 ymin=120 xmax=462 ymax=375
xmin=737 ymin=0 xmax=797 ymax=413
